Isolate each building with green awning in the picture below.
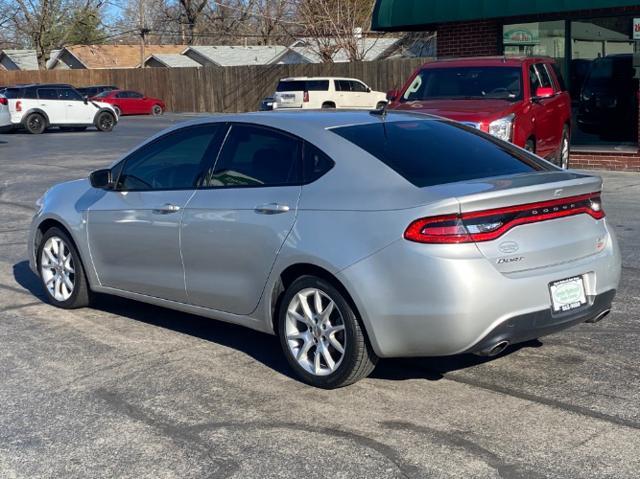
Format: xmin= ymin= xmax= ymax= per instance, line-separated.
xmin=370 ymin=0 xmax=640 ymax=172
xmin=372 ymin=1 xmax=640 ymax=31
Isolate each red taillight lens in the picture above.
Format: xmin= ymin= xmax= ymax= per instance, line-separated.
xmin=0 ymin=97 xmax=7 ymax=106
xmin=303 ymin=91 xmax=309 ymax=102
xmin=15 ymin=100 xmax=22 ymax=112
xmin=405 ymin=192 xmax=605 ymax=244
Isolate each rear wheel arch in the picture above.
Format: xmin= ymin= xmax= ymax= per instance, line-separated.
xmin=321 ymin=101 xmax=336 ymax=109
xmin=271 ymin=263 xmax=362 ymax=336
xmin=22 ymin=108 xmax=50 ymax=127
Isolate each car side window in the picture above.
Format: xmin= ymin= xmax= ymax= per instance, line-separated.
xmin=350 ymin=81 xmax=368 ymax=93
xmin=130 ymin=92 xmax=144 ymax=99
xmin=546 ymin=63 xmax=566 ymax=91
xmin=336 ymin=80 xmax=352 ymax=92
xmin=202 ymin=124 xmax=302 ymax=188
xmin=303 ymin=142 xmax=335 ymax=183
xmin=528 ymin=65 xmax=541 ymax=97
xmin=59 ymin=88 xmax=83 ymax=101
xmin=535 ymin=64 xmax=553 ymax=89
xmin=38 ymin=88 xmax=58 ymax=100
xmin=115 ymin=124 xmax=223 ymax=191
xmin=334 ymin=80 xmax=342 ymax=92
xmin=115 ymin=92 xmax=128 ymax=99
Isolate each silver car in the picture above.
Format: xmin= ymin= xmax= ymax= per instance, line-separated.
xmin=28 ymin=111 xmax=621 ymax=388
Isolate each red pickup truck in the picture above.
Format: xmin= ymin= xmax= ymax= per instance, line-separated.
xmin=387 ymin=56 xmax=572 ymax=168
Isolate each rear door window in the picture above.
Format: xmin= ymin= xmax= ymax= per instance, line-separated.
xmin=203 ymin=124 xmax=302 ymax=188
xmin=303 ymin=142 xmax=335 ymax=183
xmin=331 ymin=119 xmax=548 ymax=188
xmin=37 ymin=88 xmax=59 ymax=100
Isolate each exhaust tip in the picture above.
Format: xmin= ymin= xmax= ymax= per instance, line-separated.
xmin=586 ymin=309 xmax=611 ymax=324
xmin=476 ymin=340 xmax=510 ymax=357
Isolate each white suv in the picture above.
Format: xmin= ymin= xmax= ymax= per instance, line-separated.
xmin=1 ymin=84 xmax=118 ymax=134
xmin=273 ymin=77 xmax=387 ymax=110
xmin=0 ymin=93 xmax=11 ymax=132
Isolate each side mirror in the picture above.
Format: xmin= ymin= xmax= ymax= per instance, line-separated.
xmin=386 ymin=89 xmax=399 ymax=101
xmin=366 ymin=87 xmax=371 ymax=93
xmin=83 ymin=95 xmax=89 ymax=104
xmin=534 ymin=87 xmax=554 ymax=99
xmin=89 ymin=169 xmax=113 ymax=189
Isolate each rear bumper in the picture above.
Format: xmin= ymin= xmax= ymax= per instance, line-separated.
xmin=464 ymin=289 xmax=615 ymax=354
xmin=337 ymin=222 xmax=622 ymax=358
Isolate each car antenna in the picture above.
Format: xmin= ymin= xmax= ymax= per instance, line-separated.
xmin=369 ymin=102 xmax=388 ymax=138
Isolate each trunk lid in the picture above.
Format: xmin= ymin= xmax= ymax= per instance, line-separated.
xmin=427 ymin=172 xmax=608 ymax=273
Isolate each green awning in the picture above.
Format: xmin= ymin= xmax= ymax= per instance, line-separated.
xmin=372 ymin=0 xmax=640 ymax=31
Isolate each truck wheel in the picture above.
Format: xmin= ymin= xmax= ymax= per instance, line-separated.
xmin=25 ymin=113 xmax=46 ymax=134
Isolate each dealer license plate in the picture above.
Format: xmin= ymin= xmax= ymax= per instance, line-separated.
xmin=549 ymin=276 xmax=587 ymax=312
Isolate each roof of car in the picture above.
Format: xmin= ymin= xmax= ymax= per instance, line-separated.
xmin=421 ymin=56 xmax=555 ymax=68
xmin=280 ymin=77 xmax=364 ymax=82
xmin=180 ymin=109 xmax=438 ymax=132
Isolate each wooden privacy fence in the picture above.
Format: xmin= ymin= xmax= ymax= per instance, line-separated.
xmin=0 ymin=58 xmax=430 ymax=113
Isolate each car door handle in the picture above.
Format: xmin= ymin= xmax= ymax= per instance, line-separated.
xmin=153 ymin=203 xmax=181 ymax=214
xmin=254 ymin=203 xmax=290 ymax=214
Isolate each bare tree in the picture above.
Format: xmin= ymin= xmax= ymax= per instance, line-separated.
xmin=12 ymin=0 xmax=106 ymax=68
xmin=295 ymin=0 xmax=377 ymax=62
xmin=251 ymin=0 xmax=293 ymax=45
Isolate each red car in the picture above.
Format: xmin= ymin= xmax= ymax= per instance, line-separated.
xmin=91 ymin=90 xmax=165 ymax=117
xmin=387 ymin=56 xmax=572 ymax=168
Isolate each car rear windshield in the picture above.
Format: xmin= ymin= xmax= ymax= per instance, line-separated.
xmin=402 ymin=67 xmax=523 ymax=101
xmin=277 ymin=80 xmax=329 ymax=92
xmin=331 ymin=119 xmax=547 ymax=187
xmin=94 ymin=91 xmax=112 ymax=98
xmin=584 ymin=56 xmax=632 ymax=88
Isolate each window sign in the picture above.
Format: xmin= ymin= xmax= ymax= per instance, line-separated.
xmin=633 ymin=18 xmax=640 ymax=40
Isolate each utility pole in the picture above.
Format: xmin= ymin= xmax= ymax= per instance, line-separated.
xmin=139 ymin=0 xmax=150 ymax=67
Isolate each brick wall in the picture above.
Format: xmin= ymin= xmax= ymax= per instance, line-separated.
xmin=570 ymin=152 xmax=640 ymax=172
xmin=436 ymin=20 xmax=500 ymax=58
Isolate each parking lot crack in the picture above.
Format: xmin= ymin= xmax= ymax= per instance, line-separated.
xmin=381 ymin=420 xmax=542 ymax=479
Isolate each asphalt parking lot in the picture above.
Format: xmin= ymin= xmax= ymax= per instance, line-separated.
xmin=1 ymin=115 xmax=639 ymax=478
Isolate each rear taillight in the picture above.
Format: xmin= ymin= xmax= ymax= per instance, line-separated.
xmin=0 ymin=97 xmax=7 ymax=106
xmin=405 ymin=192 xmax=605 ymax=244
xmin=15 ymin=100 xmax=22 ymax=112
xmin=303 ymin=91 xmax=309 ymax=102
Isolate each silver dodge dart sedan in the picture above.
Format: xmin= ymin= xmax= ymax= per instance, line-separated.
xmin=28 ymin=110 xmax=621 ymax=388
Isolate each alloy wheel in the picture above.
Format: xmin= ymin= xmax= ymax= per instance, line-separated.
xmin=99 ymin=114 xmax=114 ymax=130
xmin=284 ymin=288 xmax=346 ymax=376
xmin=40 ymin=236 xmax=75 ymax=302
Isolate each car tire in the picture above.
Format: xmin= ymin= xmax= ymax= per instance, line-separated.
xmin=556 ymin=126 xmax=570 ymax=169
xmin=113 ymin=106 xmax=122 ymax=117
xmin=37 ymin=227 xmax=91 ymax=309
xmin=151 ymin=104 xmax=164 ymax=116
xmin=25 ymin=113 xmax=46 ymax=134
xmin=95 ymin=111 xmax=116 ymax=132
xmin=321 ymin=102 xmax=336 ymax=109
xmin=278 ymin=275 xmax=378 ymax=388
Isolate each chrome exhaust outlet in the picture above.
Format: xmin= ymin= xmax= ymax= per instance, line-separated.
xmin=476 ymin=340 xmax=510 ymax=357
xmin=586 ymin=309 xmax=611 ymax=324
